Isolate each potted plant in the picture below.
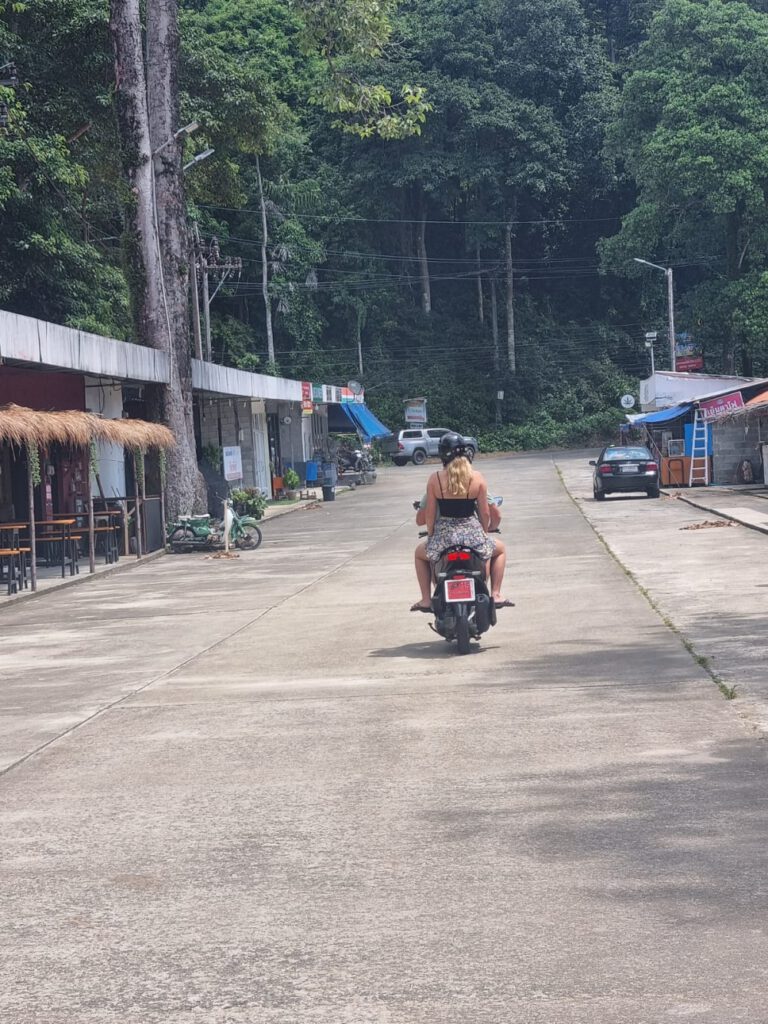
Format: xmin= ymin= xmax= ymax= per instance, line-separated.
xmin=230 ymin=487 xmax=267 ymax=520
xmin=283 ymin=467 xmax=300 ymax=499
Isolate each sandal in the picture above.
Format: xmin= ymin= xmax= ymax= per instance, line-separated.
xmin=410 ymin=602 xmax=432 ymax=613
xmin=493 ymin=599 xmax=515 ymax=608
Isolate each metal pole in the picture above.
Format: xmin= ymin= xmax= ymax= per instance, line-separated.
xmin=132 ymin=451 xmax=143 ymax=559
xmin=86 ymin=467 xmax=96 ymax=574
xmin=27 ymin=455 xmax=37 ymax=592
xmin=201 ymin=259 xmax=212 ymax=362
xmin=650 ymin=344 xmax=656 ymax=376
xmin=191 ymin=241 xmax=204 ymax=360
xmin=667 ymin=267 xmax=676 ymax=371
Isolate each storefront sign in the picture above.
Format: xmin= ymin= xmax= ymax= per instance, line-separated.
xmin=301 ymin=381 xmax=313 ymax=416
xmin=699 ymin=392 xmax=744 ymax=421
xmin=223 ymin=445 xmax=243 ymax=481
xmin=312 ymin=384 xmax=323 ymax=403
xmin=404 ymin=398 xmax=427 ymax=425
xmin=675 ymin=332 xmax=703 ymax=372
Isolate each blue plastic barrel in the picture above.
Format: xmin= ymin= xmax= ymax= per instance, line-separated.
xmin=306 ymin=460 xmax=319 ymax=484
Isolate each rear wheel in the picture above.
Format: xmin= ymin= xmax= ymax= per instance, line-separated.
xmin=393 ymin=457 xmax=407 ymax=467
xmin=647 ymin=486 xmax=660 ymax=498
xmin=236 ymin=524 xmax=263 ymax=550
xmin=412 ymin=448 xmax=427 ymax=466
xmin=455 ymin=607 xmax=471 ymax=655
xmin=169 ymin=525 xmax=195 ymax=551
xmin=593 ymin=487 xmax=605 ymax=501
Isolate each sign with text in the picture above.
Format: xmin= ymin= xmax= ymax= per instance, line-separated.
xmin=223 ymin=445 xmax=243 ymax=481
xmin=675 ymin=332 xmax=703 ymax=372
xmin=301 ymin=381 xmax=313 ymax=416
xmin=404 ymin=397 xmax=428 ymax=425
xmin=699 ymin=392 xmax=744 ymax=421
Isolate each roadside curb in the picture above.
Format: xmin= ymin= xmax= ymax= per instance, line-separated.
xmin=262 ymin=485 xmax=356 ymax=522
xmin=661 ymin=490 xmax=768 ymax=537
xmin=0 ymin=549 xmax=167 ymax=613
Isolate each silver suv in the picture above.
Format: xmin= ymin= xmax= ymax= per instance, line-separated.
xmin=392 ymin=428 xmax=479 ymax=466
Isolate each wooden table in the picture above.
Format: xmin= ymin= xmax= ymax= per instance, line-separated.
xmin=53 ymin=511 xmax=121 ymax=564
xmin=6 ymin=519 xmax=79 ymax=578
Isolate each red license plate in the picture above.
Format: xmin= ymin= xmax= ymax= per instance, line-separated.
xmin=445 ymin=578 xmax=475 ymax=603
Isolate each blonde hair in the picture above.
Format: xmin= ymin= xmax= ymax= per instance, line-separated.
xmin=445 ymin=456 xmax=473 ymax=496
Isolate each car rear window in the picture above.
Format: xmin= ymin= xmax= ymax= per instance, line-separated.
xmin=603 ymin=447 xmax=652 ymax=461
xmin=402 ymin=430 xmax=423 ymax=439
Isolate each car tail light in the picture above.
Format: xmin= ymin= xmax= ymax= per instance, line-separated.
xmin=447 ymin=551 xmax=471 ymax=562
xmin=645 ymin=462 xmax=658 ymax=472
xmin=398 ymin=442 xmax=404 ymax=450
xmin=598 ymin=464 xmax=613 ymax=475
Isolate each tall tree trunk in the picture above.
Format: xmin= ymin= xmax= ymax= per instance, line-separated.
xmin=256 ymin=156 xmax=275 ymax=365
xmin=504 ymin=221 xmax=516 ymax=373
xmin=476 ymin=243 xmax=484 ymax=323
xmin=416 ymin=188 xmax=431 ymax=314
xmin=111 ymin=0 xmax=203 ymax=517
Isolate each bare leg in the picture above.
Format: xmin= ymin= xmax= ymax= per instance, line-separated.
xmin=489 ymin=538 xmax=507 ymax=601
xmin=414 ymin=541 xmax=432 ymax=608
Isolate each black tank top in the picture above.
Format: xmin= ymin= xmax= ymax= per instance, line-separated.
xmin=437 ymin=474 xmax=477 ymax=519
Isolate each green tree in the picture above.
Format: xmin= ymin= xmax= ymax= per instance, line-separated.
xmin=601 ymin=0 xmax=768 ymax=372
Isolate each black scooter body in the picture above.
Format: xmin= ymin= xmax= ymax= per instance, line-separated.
xmin=431 ymin=545 xmax=496 ymax=654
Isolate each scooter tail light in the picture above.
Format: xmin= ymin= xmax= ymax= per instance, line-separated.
xmin=447 ymin=551 xmax=471 ymax=562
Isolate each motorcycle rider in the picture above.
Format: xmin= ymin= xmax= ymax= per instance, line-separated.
xmin=411 ymin=433 xmax=509 ymax=612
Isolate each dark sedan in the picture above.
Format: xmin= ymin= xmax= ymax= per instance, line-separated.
xmin=590 ymin=446 xmax=660 ymax=500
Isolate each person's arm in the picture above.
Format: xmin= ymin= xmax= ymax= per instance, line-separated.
xmin=474 ymin=475 xmax=491 ymax=532
xmin=415 ymin=495 xmax=428 ymax=527
xmin=425 ymin=476 xmax=438 ymax=536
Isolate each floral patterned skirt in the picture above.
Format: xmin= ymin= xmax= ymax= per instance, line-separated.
xmin=425 ymin=516 xmax=496 ymax=564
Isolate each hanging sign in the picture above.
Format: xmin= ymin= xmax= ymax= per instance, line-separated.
xmin=301 ymin=381 xmax=313 ymax=416
xmin=223 ymin=445 xmax=243 ymax=481
xmin=404 ymin=397 xmax=428 ymax=425
xmin=675 ymin=332 xmax=703 ymax=372
xmin=699 ymin=392 xmax=744 ymax=421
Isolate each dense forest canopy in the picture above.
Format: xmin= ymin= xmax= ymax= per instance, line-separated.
xmin=2 ymin=0 xmax=768 ymax=448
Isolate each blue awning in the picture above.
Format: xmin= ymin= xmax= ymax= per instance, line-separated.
xmin=328 ymin=402 xmax=393 ymax=442
xmin=631 ymin=403 xmax=692 ymax=425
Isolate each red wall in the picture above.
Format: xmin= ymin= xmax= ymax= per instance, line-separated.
xmin=0 ymin=369 xmax=86 ymax=410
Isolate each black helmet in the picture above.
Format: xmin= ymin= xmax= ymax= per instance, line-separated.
xmin=438 ymin=432 xmax=470 ymax=464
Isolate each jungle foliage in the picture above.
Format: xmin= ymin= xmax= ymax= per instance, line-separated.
xmin=2 ymin=0 xmax=768 ymax=444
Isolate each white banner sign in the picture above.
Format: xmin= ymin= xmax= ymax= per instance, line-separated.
xmin=223 ymin=445 xmax=243 ymax=481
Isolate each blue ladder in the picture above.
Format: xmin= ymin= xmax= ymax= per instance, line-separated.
xmin=688 ymin=409 xmax=710 ymax=486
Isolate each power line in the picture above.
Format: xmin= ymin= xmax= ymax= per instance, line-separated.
xmin=198 ymin=203 xmax=624 ymax=227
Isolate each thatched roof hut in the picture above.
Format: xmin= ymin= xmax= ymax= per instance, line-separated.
xmin=0 ymin=403 xmax=175 ymax=449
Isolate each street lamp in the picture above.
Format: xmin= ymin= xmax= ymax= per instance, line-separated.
xmin=152 ymin=120 xmax=200 ymax=158
xmin=183 ymin=148 xmax=214 ymax=172
xmin=633 ymin=258 xmax=676 ymax=370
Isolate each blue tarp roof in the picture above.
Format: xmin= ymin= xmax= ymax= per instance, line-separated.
xmin=329 ymin=402 xmax=393 ymax=441
xmin=631 ymin=403 xmax=692 ymax=425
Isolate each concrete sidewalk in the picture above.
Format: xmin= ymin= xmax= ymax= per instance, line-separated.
xmin=558 ymin=453 xmax=768 ymax=731
xmin=664 ymin=484 xmax=768 ymax=536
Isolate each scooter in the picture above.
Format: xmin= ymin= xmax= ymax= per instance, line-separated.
xmin=167 ymin=503 xmax=263 ymax=553
xmin=414 ymin=496 xmax=504 ymax=655
xmin=337 ymin=445 xmax=365 ymax=475
xmin=431 ymin=545 xmax=496 ymax=655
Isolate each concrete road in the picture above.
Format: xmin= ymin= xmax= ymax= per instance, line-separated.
xmin=1 ymin=455 xmax=767 ymax=1024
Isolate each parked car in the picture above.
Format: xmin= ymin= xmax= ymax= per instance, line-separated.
xmin=391 ymin=428 xmax=479 ymax=466
xmin=591 ymin=446 xmax=660 ymax=500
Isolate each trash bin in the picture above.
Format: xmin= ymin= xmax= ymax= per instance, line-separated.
xmin=322 ymin=485 xmax=335 ymax=502
xmin=306 ymin=460 xmax=319 ymax=485
xmin=321 ymin=462 xmax=338 ymax=486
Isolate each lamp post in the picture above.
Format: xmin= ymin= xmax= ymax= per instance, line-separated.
xmin=633 ymin=258 xmax=676 ymax=371
xmin=183 ymin=148 xmax=214 ymax=173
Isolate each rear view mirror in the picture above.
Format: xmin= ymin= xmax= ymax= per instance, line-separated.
xmin=589 ymin=460 xmax=597 ymax=466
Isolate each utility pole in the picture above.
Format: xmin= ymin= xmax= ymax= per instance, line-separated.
xmin=199 ymin=235 xmax=242 ymax=363
xmin=190 ymin=225 xmax=203 ymax=360
xmin=634 ymin=258 xmax=676 ymax=371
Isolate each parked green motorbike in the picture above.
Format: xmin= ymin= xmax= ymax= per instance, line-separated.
xmin=167 ymin=503 xmax=263 ymax=553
